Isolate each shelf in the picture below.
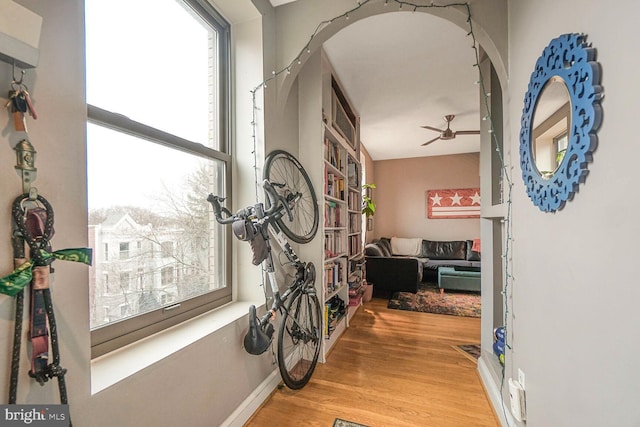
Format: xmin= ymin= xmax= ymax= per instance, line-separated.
xmin=325 ymin=283 xmax=346 ymax=300
xmin=324 ymin=122 xmax=348 ymax=147
xmin=324 ymin=253 xmax=347 ymax=263
xmin=324 ymin=159 xmax=344 ymax=177
xmin=325 ymin=194 xmax=344 ymax=204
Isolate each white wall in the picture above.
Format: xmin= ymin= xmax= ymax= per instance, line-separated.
xmin=0 ymin=1 xmax=278 ymax=426
xmin=500 ymin=1 xmax=640 ymax=425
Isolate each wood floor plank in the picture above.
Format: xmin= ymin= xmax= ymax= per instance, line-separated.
xmin=245 ymin=298 xmax=498 ymax=427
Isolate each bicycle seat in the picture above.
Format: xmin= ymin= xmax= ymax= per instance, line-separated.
xmin=244 ymin=305 xmax=274 ymax=355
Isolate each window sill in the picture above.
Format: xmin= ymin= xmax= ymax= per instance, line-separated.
xmin=90 ymin=300 xmax=263 ymax=394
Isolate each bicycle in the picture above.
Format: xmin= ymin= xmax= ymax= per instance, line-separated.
xmin=207 ymin=150 xmax=321 ymax=389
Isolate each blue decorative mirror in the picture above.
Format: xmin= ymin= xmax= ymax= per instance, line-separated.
xmin=520 ymin=33 xmax=603 ymax=212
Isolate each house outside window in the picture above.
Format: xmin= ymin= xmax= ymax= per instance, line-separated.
xmin=86 ymin=0 xmax=232 ymax=358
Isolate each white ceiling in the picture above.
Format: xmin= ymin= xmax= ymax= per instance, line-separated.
xmin=321 ymin=12 xmax=481 ymax=161
xmin=269 ymin=0 xmax=298 ymax=7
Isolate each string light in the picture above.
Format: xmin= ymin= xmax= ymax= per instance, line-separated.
xmin=249 ymin=4 xmax=515 ymax=420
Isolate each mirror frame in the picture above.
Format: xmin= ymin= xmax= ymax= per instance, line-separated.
xmin=519 ymin=33 xmax=603 ymax=212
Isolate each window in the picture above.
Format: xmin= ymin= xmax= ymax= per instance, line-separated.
xmin=161 ymin=241 xmax=174 ymax=259
xmin=86 ymin=0 xmax=231 ymax=358
xmin=119 ymin=272 xmax=131 ymax=292
xmin=161 ymin=267 xmax=175 ymax=287
xmin=119 ymin=242 xmax=129 ymax=260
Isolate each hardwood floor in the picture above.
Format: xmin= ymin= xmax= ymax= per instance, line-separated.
xmin=245 ymin=297 xmax=498 ymax=427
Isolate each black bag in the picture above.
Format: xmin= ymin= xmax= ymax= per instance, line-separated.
xmin=249 ymin=233 xmax=268 ymax=265
xmin=232 ymin=219 xmax=268 ymax=265
xmin=232 ymin=219 xmax=255 ymax=241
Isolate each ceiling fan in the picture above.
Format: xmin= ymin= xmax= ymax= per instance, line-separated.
xmin=421 ymin=114 xmax=480 ymax=146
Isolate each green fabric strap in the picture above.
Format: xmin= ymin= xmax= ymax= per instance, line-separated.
xmin=0 ymin=248 xmax=92 ymax=297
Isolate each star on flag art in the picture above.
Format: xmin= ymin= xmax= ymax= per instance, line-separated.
xmin=427 ymin=188 xmax=481 ymax=219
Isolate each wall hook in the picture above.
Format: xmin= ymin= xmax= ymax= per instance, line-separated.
xmin=12 ymin=61 xmax=26 ymax=86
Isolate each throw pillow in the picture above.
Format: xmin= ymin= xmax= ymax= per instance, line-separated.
xmin=364 ymin=243 xmax=384 ymax=257
xmin=391 ymin=237 xmax=422 ymax=256
xmin=466 ymin=239 xmax=481 ymax=261
xmin=377 ymin=238 xmax=392 ymax=257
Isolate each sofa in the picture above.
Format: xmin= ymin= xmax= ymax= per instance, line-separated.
xmin=364 ymin=237 xmax=481 ymax=296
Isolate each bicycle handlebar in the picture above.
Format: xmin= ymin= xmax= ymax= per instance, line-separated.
xmin=207 ymin=180 xmax=300 ymax=225
xmin=206 ymin=194 xmax=237 ymax=224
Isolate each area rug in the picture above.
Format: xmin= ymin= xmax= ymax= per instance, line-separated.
xmin=333 ymin=419 xmax=369 ymax=427
xmin=452 ymin=344 xmax=481 ymax=363
xmin=387 ymin=283 xmax=480 ymax=317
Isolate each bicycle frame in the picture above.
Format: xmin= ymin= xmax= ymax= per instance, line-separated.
xmin=206 ymin=187 xmax=314 ymax=330
xmin=256 ymin=216 xmax=312 ymax=328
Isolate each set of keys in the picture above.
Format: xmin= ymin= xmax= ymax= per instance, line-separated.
xmin=6 ymin=87 xmax=38 ymax=132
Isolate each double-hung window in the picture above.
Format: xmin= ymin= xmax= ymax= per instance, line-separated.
xmin=85 ymin=0 xmax=231 ymax=357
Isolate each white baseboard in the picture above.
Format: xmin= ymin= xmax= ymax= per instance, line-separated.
xmin=220 ymin=368 xmax=281 ymax=427
xmin=478 ymin=356 xmax=518 ymax=427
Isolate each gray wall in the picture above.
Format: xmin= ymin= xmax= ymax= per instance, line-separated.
xmin=499 ymin=0 xmax=640 ymax=425
xmin=0 ymin=1 xmax=275 ymax=426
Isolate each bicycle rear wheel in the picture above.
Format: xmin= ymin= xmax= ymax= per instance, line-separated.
xmin=277 ymin=285 xmax=322 ymax=389
xmin=264 ymin=150 xmax=319 ymax=244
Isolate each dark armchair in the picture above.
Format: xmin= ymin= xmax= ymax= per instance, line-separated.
xmin=364 ymin=239 xmax=423 ymax=295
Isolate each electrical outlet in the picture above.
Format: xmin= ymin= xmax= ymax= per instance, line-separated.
xmin=509 ymin=378 xmax=526 ymax=421
xmin=518 ymin=368 xmax=526 ymax=390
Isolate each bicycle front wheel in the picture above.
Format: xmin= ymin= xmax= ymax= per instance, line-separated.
xmin=277 ymin=286 xmax=322 ymax=389
xmin=264 ymin=150 xmax=319 ymax=244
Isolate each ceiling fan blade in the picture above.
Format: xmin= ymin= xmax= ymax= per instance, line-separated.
xmin=421 ymin=136 xmax=441 ymax=146
xmin=421 ymin=125 xmax=445 ymax=133
xmin=454 ymin=130 xmax=481 ymax=135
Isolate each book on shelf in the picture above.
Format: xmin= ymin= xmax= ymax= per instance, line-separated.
xmin=348 ymin=191 xmax=361 ymax=211
xmin=324 ymin=137 xmax=343 ymax=171
xmin=348 ymin=235 xmax=361 ymax=256
xmin=348 ymin=212 xmax=360 ymax=230
xmin=324 ymin=201 xmax=341 ymax=227
xmin=324 ymin=230 xmax=344 ymax=258
xmin=324 ymin=170 xmax=345 ymax=200
xmin=347 ymin=161 xmax=358 ymax=188
xmin=324 ymin=295 xmax=347 ymax=339
xmin=324 ymin=261 xmax=344 ymax=295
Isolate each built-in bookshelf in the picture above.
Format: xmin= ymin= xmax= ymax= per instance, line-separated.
xmin=321 ymin=88 xmax=363 ymax=351
xmin=298 ymin=48 xmax=364 ymax=362
xmin=323 ymin=125 xmax=349 ymax=344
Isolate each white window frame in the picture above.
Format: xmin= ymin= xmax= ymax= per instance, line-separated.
xmin=87 ymin=0 xmax=232 ymax=358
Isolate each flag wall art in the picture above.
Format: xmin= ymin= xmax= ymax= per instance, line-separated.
xmin=426 ymin=188 xmax=481 ymax=219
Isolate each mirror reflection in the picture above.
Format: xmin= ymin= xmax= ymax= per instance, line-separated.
xmin=532 ymin=76 xmax=571 ymax=179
